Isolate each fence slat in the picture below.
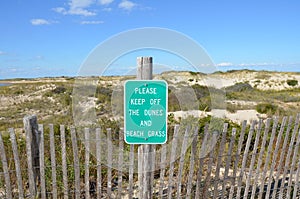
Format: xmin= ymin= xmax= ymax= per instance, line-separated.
xmin=39 ymin=124 xmax=46 ymax=199
xmin=228 ymin=120 xmax=247 ymax=199
xmin=138 ymin=146 xmax=144 ymax=198
xmin=107 ymin=128 xmax=112 ymax=197
xmin=221 ymin=128 xmax=236 ymax=198
xmin=128 ymin=144 xmax=134 ymax=199
xmin=271 ymin=116 xmax=294 ymax=199
xmin=186 ymin=127 xmax=198 ymax=199
xmin=258 ymin=117 xmax=280 ymax=199
xmin=60 ymin=125 xmax=68 ymax=199
xmin=24 ymin=116 xmax=38 ymax=198
xmin=250 ymin=118 xmax=271 ymax=199
xmin=292 ymin=128 xmax=300 ymax=199
xmin=213 ymin=123 xmax=228 ymax=198
xmin=159 ymin=145 xmax=167 ymax=198
xmin=84 ymin=128 xmax=90 ymax=199
xmin=118 ymin=128 xmax=124 ymax=198
xmin=70 ymin=126 xmax=81 ymax=199
xmin=0 ymin=132 xmax=13 ymax=199
xmin=195 ymin=124 xmax=209 ymax=199
xmin=287 ymin=115 xmax=300 ymax=198
xmin=236 ymin=120 xmax=256 ymax=198
xmin=264 ymin=116 xmax=287 ymax=198
xmin=281 ymin=114 xmax=300 ymax=198
xmin=177 ymin=126 xmax=191 ymax=199
xmin=9 ymin=128 xmax=24 ymax=198
xmin=167 ymin=124 xmax=180 ymax=199
xmin=49 ymin=124 xmax=58 ymax=199
xmin=96 ymin=128 xmax=102 ymax=199
xmin=203 ymin=131 xmax=219 ymax=199
xmin=244 ymin=119 xmax=263 ymax=198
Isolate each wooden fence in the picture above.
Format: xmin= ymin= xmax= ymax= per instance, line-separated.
xmin=1 ymin=114 xmax=300 ymax=198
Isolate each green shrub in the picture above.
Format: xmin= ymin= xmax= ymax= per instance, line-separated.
xmin=287 ymin=79 xmax=298 ymax=86
xmin=256 ymin=103 xmax=278 ymax=114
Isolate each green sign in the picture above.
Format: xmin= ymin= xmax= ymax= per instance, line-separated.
xmin=124 ymin=80 xmax=168 ymax=144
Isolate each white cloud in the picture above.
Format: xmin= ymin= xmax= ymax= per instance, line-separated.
xmin=53 ymin=0 xmax=97 ymax=16
xmin=99 ymin=0 xmax=114 ymax=5
xmin=81 ymin=20 xmax=104 ymax=24
xmin=102 ymin=7 xmax=112 ymax=12
xmin=30 ymin=19 xmax=57 ymax=25
xmin=118 ymin=0 xmax=136 ymax=11
xmin=216 ymin=62 xmax=233 ymax=67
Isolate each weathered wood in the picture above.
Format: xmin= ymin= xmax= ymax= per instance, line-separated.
xmin=60 ymin=125 xmax=68 ymax=199
xmin=107 ymin=128 xmax=112 ymax=196
xmin=39 ymin=124 xmax=46 ymax=199
xmin=228 ymin=120 xmax=247 ymax=199
xmin=195 ymin=124 xmax=209 ymax=199
xmin=159 ymin=145 xmax=167 ymax=198
xmin=292 ymin=130 xmax=300 ymax=199
xmin=258 ymin=117 xmax=280 ymax=199
xmin=243 ymin=119 xmax=263 ymax=198
xmin=271 ymin=116 xmax=294 ymax=199
xmin=150 ymin=145 xmax=156 ymax=195
xmin=250 ymin=118 xmax=271 ymax=199
xmin=24 ymin=116 xmax=38 ymax=198
xmin=70 ymin=126 xmax=81 ymax=199
xmin=143 ymin=144 xmax=154 ymax=198
xmin=279 ymin=114 xmax=300 ymax=198
xmin=168 ymin=124 xmax=180 ymax=199
xmin=0 ymin=132 xmax=13 ymax=199
xmin=186 ymin=127 xmax=198 ymax=199
xmin=84 ymin=128 xmax=90 ymax=199
xmin=49 ymin=124 xmax=58 ymax=199
xmin=287 ymin=115 xmax=300 ymax=198
xmin=221 ymin=128 xmax=236 ymax=198
xmin=96 ymin=128 xmax=102 ymax=199
xmin=236 ymin=121 xmax=256 ymax=198
xmin=118 ymin=128 xmax=124 ymax=198
xmin=213 ymin=123 xmax=228 ymax=198
xmin=177 ymin=126 xmax=190 ymax=199
xmin=265 ymin=116 xmax=288 ymax=198
xmin=128 ymin=144 xmax=134 ymax=199
xmin=203 ymin=130 xmax=219 ymax=199
xmin=9 ymin=128 xmax=24 ymax=198
xmin=138 ymin=146 xmax=144 ymax=199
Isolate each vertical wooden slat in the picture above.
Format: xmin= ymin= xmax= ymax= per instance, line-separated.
xmin=0 ymin=132 xmax=13 ymax=199
xmin=9 ymin=128 xmax=24 ymax=198
xmin=287 ymin=117 xmax=300 ymax=198
xmin=203 ymin=130 xmax=219 ymax=199
xmin=39 ymin=124 xmax=46 ymax=199
xmin=167 ymin=124 xmax=180 ymax=199
xmin=159 ymin=145 xmax=167 ymax=198
xmin=138 ymin=146 xmax=144 ymax=199
xmin=70 ymin=126 xmax=80 ymax=199
xmin=264 ymin=116 xmax=288 ymax=198
xmin=292 ymin=133 xmax=300 ymax=199
xmin=128 ymin=144 xmax=134 ymax=199
xmin=236 ymin=121 xmax=256 ymax=199
xmin=60 ymin=125 xmax=68 ymax=199
xmin=281 ymin=114 xmax=300 ymax=198
xmin=228 ymin=120 xmax=247 ymax=199
xmin=107 ymin=128 xmax=112 ymax=197
xmin=150 ymin=145 xmax=156 ymax=195
xmin=49 ymin=124 xmax=58 ymax=199
xmin=24 ymin=118 xmax=37 ymax=198
xmin=186 ymin=127 xmax=198 ymax=199
xmin=143 ymin=144 xmax=154 ymax=198
xmin=271 ymin=116 xmax=294 ymax=199
xmin=221 ymin=128 xmax=236 ymax=198
xmin=195 ymin=124 xmax=209 ymax=199
xmin=213 ymin=123 xmax=228 ymax=198
xmin=243 ymin=119 xmax=263 ymax=198
xmin=177 ymin=126 xmax=190 ymax=199
xmin=250 ymin=118 xmax=271 ymax=199
xmin=118 ymin=128 xmax=124 ymax=198
xmin=84 ymin=128 xmax=90 ymax=199
xmin=96 ymin=128 xmax=102 ymax=199
xmin=258 ymin=117 xmax=280 ymax=199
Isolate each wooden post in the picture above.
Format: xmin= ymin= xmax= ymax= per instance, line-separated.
xmin=23 ymin=115 xmax=40 ymax=197
xmin=137 ymin=57 xmax=154 ymax=199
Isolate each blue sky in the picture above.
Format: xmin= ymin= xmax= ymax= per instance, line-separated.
xmin=0 ymin=0 xmax=300 ymax=79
